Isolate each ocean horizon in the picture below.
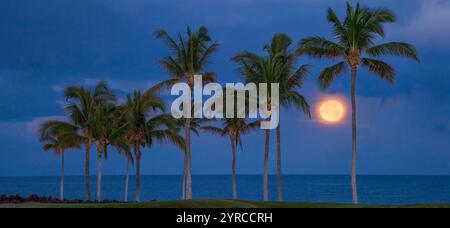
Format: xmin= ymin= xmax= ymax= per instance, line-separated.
xmin=1 ymin=175 xmax=449 ymax=205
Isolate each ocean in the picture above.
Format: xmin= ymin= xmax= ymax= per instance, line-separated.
xmin=1 ymin=175 xmax=450 ymax=205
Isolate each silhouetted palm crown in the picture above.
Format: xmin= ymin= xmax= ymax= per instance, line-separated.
xmin=232 ymin=34 xmax=311 ymax=114
xmin=122 ymin=90 xmax=184 ymax=152
xmin=155 ymin=26 xmax=219 ymax=87
xmin=204 ymin=118 xmax=260 ymax=151
xmin=298 ymin=3 xmax=419 ymax=88
xmin=64 ymin=81 xmax=116 ymax=141
xmin=39 ymin=121 xmax=83 ymax=154
xmin=268 ymin=34 xmax=311 ymax=116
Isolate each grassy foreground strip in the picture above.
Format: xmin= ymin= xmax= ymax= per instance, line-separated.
xmin=2 ymin=200 xmax=450 ymax=208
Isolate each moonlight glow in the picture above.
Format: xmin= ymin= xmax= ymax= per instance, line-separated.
xmin=318 ymin=99 xmax=345 ymax=124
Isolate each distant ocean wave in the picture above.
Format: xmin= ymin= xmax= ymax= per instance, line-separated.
xmin=1 ymin=175 xmax=450 ymax=205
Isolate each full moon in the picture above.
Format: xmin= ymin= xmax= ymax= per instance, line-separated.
xmin=319 ymin=100 xmax=345 ymax=123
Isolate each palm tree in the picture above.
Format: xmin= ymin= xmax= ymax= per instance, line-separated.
xmin=203 ymin=118 xmax=260 ymax=200
xmin=121 ymin=148 xmax=133 ymax=202
xmin=123 ymin=90 xmax=184 ymax=202
xmin=92 ymin=102 xmax=123 ymax=202
xmin=265 ymin=34 xmax=312 ymax=201
xmin=232 ymin=44 xmax=287 ymax=202
xmin=297 ymin=3 xmax=419 ymax=204
xmin=107 ymin=103 xmax=135 ymax=202
xmin=175 ymin=118 xmax=211 ymax=200
xmin=155 ymin=26 xmax=219 ymax=200
xmin=110 ymin=134 xmax=133 ymax=202
xmin=39 ymin=120 xmax=82 ymax=201
xmin=64 ymin=81 xmax=115 ymax=201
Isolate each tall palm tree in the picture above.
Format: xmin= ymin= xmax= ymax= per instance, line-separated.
xmin=203 ymin=118 xmax=260 ymax=200
xmin=110 ymin=133 xmax=133 ymax=202
xmin=123 ymin=90 xmax=184 ymax=202
xmin=92 ymin=102 xmax=124 ymax=202
xmin=155 ymin=26 xmax=219 ymax=200
xmin=64 ymin=81 xmax=115 ymax=201
xmin=39 ymin=120 xmax=82 ymax=201
xmin=233 ymin=41 xmax=288 ymax=202
xmin=265 ymin=34 xmax=312 ymax=201
xmin=298 ymin=3 xmax=419 ymax=204
xmin=175 ymin=118 xmax=211 ymax=200
xmin=121 ymin=148 xmax=133 ymax=202
xmin=108 ymin=103 xmax=135 ymax=202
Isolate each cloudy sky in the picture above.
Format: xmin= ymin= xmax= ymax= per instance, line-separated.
xmin=0 ymin=0 xmax=449 ymax=176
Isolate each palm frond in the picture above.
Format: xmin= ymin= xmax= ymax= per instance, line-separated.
xmin=201 ymin=126 xmax=227 ymax=136
xmin=39 ymin=120 xmax=83 ymax=154
xmin=154 ymin=28 xmax=182 ymax=54
xmin=241 ymin=120 xmax=261 ymax=134
xmin=147 ymin=114 xmax=178 ymax=130
xmin=144 ymin=79 xmax=180 ymax=97
xmin=150 ymin=129 xmax=185 ymax=150
xmin=297 ymin=37 xmax=345 ymax=59
xmin=199 ymin=42 xmax=219 ymax=69
xmin=327 ymin=8 xmax=349 ymax=46
xmin=156 ymin=26 xmax=218 ymax=81
xmin=318 ymin=61 xmax=347 ymax=89
xmin=366 ymin=42 xmax=419 ymax=62
xmin=282 ymin=91 xmax=311 ymax=118
xmin=361 ymin=58 xmax=395 ymax=83
xmin=286 ymin=64 xmax=311 ymax=90
xmin=265 ymin=33 xmax=292 ymax=57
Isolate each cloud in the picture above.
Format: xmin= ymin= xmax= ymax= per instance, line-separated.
xmin=24 ymin=116 xmax=67 ymax=134
xmin=50 ymin=85 xmax=64 ymax=92
xmin=395 ymin=0 xmax=450 ymax=46
xmin=0 ymin=116 xmax=67 ymax=137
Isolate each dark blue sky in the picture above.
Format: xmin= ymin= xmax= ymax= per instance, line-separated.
xmin=0 ymin=0 xmax=449 ymax=176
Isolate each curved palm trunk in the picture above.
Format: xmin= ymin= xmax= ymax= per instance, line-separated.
xmin=60 ymin=150 xmax=65 ymax=201
xmin=182 ymin=150 xmax=187 ymax=200
xmin=351 ymin=66 xmax=359 ymax=205
xmin=136 ymin=147 xmax=141 ymax=202
xmin=124 ymin=159 xmax=130 ymax=202
xmin=85 ymin=140 xmax=91 ymax=201
xmin=276 ymin=124 xmax=283 ymax=202
xmin=96 ymin=146 xmax=103 ymax=202
xmin=230 ymin=133 xmax=237 ymax=200
xmin=185 ymin=119 xmax=192 ymax=200
xmin=263 ymin=129 xmax=270 ymax=202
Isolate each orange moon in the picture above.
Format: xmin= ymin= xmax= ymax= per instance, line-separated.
xmin=319 ymin=99 xmax=345 ymax=123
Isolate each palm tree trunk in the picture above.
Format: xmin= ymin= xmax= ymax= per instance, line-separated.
xmin=61 ymin=150 xmax=65 ymax=201
xmin=136 ymin=147 xmax=141 ymax=202
xmin=276 ymin=124 xmax=283 ymax=202
xmin=185 ymin=119 xmax=192 ymax=200
xmin=264 ymin=129 xmax=270 ymax=202
xmin=351 ymin=66 xmax=359 ymax=205
xmin=96 ymin=146 xmax=102 ymax=202
xmin=85 ymin=140 xmax=91 ymax=201
xmin=182 ymin=150 xmax=187 ymax=200
xmin=230 ymin=133 xmax=237 ymax=200
xmin=124 ymin=159 xmax=130 ymax=202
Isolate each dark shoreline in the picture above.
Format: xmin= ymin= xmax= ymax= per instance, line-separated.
xmin=1 ymin=198 xmax=450 ymax=208
xmin=0 ymin=194 xmax=123 ymax=204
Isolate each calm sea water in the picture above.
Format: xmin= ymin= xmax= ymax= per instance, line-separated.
xmin=1 ymin=175 xmax=450 ymax=205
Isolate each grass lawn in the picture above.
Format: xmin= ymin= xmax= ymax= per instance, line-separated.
xmin=1 ymin=199 xmax=450 ymax=208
